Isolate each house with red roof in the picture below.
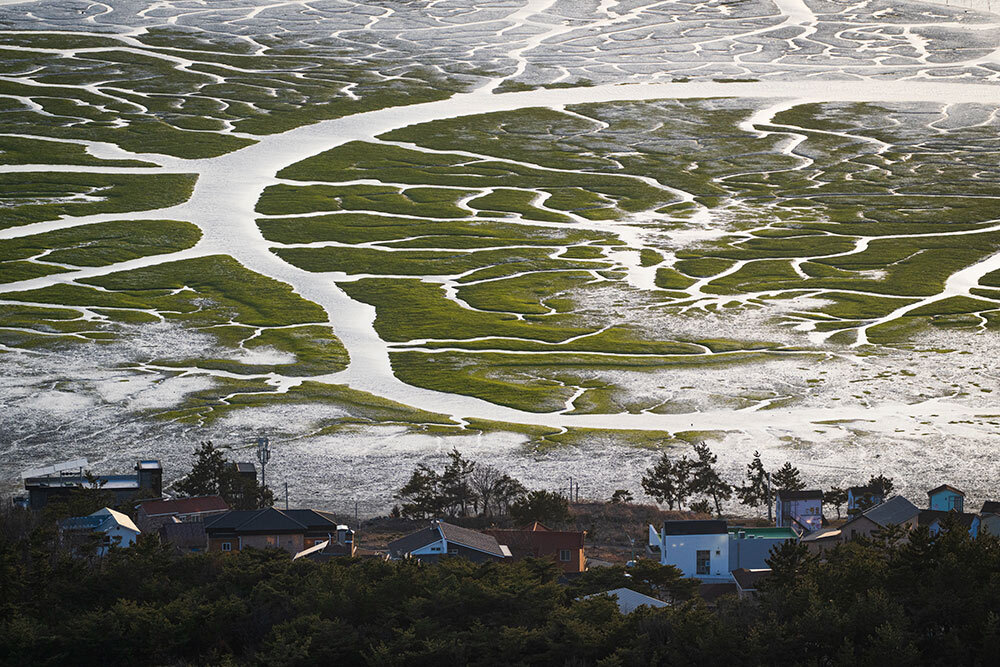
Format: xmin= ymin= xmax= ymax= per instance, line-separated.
xmin=484 ymin=522 xmax=586 ymax=572
xmin=136 ymin=495 xmax=230 ymax=531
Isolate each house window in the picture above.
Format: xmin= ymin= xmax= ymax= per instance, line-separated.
xmin=559 ymin=549 xmax=571 ymax=562
xmin=221 ymin=542 xmax=232 ymax=552
xmin=447 ymin=547 xmax=458 ymax=555
xmin=696 ymin=550 xmax=711 ymax=575
xmin=266 ymin=535 xmax=277 ymax=546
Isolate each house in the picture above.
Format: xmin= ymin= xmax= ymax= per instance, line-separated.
xmin=136 ymin=495 xmax=229 ymax=531
xmin=483 ymin=522 xmax=585 ymax=573
xmin=159 ymin=520 xmax=208 ymax=553
xmin=927 ymin=484 xmax=965 ymax=512
xmin=775 ymin=489 xmax=823 ymax=534
xmin=800 ymin=526 xmax=842 ymax=555
xmin=583 ymin=588 xmax=668 ymax=614
xmin=980 ymin=502 xmax=1000 ymax=536
xmin=388 ymin=520 xmax=510 ymax=563
xmin=204 ymin=508 xmax=355 ymax=556
xmin=732 ymin=568 xmax=771 ymax=599
xmin=917 ymin=510 xmax=979 ymax=538
xmin=847 ymin=486 xmax=884 ymax=514
xmin=59 ymin=507 xmax=140 ymax=556
xmin=22 ymin=458 xmax=162 ymax=510
xmin=653 ymin=520 xmax=729 ymax=581
xmin=651 ymin=521 xmax=796 ymax=582
xmin=839 ymin=495 xmax=920 ymax=542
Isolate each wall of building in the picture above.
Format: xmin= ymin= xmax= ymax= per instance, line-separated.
xmin=660 ymin=533 xmax=729 ymax=581
xmin=208 ymin=533 xmax=305 ymax=554
xmin=729 ymin=537 xmax=789 ymax=571
xmin=928 ymin=491 xmax=964 ymax=512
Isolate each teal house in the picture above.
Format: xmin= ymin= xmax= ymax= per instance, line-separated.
xmin=927 ymin=484 xmax=965 ymax=512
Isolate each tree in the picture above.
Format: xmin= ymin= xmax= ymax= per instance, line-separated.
xmin=641 ymin=453 xmax=691 ymax=510
xmin=492 ymin=474 xmax=527 ymax=517
xmin=772 ymin=462 xmax=805 ymax=492
xmin=867 ymin=474 xmax=894 ymax=498
xmin=688 ymin=442 xmax=732 ymax=516
xmin=610 ymin=489 xmax=634 ymax=504
xmin=510 ymin=490 xmax=570 ymax=526
xmin=824 ymin=486 xmax=848 ymax=519
xmin=737 ymin=451 xmax=774 ymax=522
xmin=439 ymin=449 xmax=476 ymax=517
xmin=765 ymin=539 xmax=817 ymax=589
xmin=396 ymin=464 xmax=443 ymax=518
xmin=174 ymin=441 xmax=273 ymax=509
xmin=174 ymin=441 xmax=228 ymax=497
xmin=690 ymin=499 xmax=713 ymax=515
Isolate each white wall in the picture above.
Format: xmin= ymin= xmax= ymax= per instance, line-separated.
xmin=659 ymin=532 xmax=729 ymax=581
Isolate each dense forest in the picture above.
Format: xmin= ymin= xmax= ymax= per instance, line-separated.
xmin=2 ymin=507 xmax=1000 ymax=666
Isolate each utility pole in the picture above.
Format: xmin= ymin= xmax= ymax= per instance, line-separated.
xmin=284 ymin=481 xmax=289 ymax=510
xmin=256 ymin=436 xmax=270 ymax=492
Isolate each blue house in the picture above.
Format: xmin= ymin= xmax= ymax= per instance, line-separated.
xmin=927 ymin=484 xmax=965 ymax=512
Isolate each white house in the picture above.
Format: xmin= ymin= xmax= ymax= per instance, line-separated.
xmin=650 ymin=520 xmax=730 ymax=581
xmin=59 ymin=507 xmax=140 ymax=556
xmin=775 ymin=489 xmax=823 ymax=534
xmin=650 ymin=521 xmax=797 ymax=582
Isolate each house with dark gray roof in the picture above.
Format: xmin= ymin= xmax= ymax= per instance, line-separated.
xmin=839 ymin=496 xmax=920 ymax=543
xmin=387 ymin=520 xmax=510 ymax=563
xmin=204 ymin=508 xmax=355 ymax=556
xmin=918 ymin=510 xmax=980 ymax=538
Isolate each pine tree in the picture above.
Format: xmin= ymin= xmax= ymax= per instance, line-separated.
xmin=824 ymin=486 xmax=848 ymax=519
xmin=772 ymin=462 xmax=805 ymax=492
xmin=688 ymin=442 xmax=732 ymax=516
xmin=737 ymin=451 xmax=774 ymax=522
xmin=439 ymin=449 xmax=476 ymax=517
xmin=867 ymin=474 xmax=894 ymax=498
xmin=396 ymin=464 xmax=443 ymax=518
xmin=174 ymin=441 xmax=229 ymax=497
xmin=641 ymin=453 xmax=692 ymax=510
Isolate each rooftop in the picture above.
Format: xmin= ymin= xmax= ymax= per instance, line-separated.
xmin=776 ymin=489 xmax=823 ymax=501
xmin=732 ymin=568 xmax=771 ymax=591
xmin=858 ymin=496 xmax=919 ymax=527
xmin=584 ymin=588 xmax=668 ymax=614
xmin=729 ymin=526 xmax=798 ymax=540
xmin=139 ymin=495 xmax=229 ymax=517
xmin=662 ymin=520 xmax=727 ymax=536
xmin=927 ymin=484 xmax=965 ymax=497
xmin=981 ymin=501 xmax=1000 ymax=515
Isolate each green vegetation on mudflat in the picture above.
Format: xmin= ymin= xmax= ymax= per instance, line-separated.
xmin=338 ymin=278 xmax=595 ymax=343
xmin=275 ymin=246 xmax=607 ymax=277
xmin=257 ymin=212 xmax=611 ymax=247
xmin=0 ymin=173 xmax=197 ymax=229
xmin=0 ymin=220 xmax=201 ymax=282
xmin=466 ymin=189 xmax=572 ymax=222
xmin=455 ymin=271 xmax=593 ymax=315
xmin=257 ymin=183 xmax=472 ymax=218
xmin=0 ymin=255 xmax=348 ymax=374
xmin=0 ymin=136 xmax=154 ymax=167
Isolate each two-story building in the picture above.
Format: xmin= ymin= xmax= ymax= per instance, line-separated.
xmin=23 ymin=459 xmax=162 ymax=510
xmin=483 ymin=522 xmax=585 ymax=572
xmin=775 ymin=489 xmax=823 ymax=534
xmin=927 ymin=484 xmax=965 ymax=512
xmin=847 ymin=486 xmax=884 ymax=514
xmin=204 ymin=508 xmax=355 ymax=556
xmin=650 ymin=520 xmax=797 ymax=581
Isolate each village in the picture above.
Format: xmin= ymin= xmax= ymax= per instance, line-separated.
xmin=12 ymin=440 xmax=999 ymax=615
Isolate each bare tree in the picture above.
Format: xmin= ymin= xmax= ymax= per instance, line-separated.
xmin=471 ymin=465 xmax=504 ymax=517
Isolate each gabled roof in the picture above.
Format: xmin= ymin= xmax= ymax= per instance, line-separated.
xmin=437 ymin=521 xmax=506 ymax=557
xmin=62 ymin=507 xmax=140 ymax=534
xmin=927 ymin=484 xmax=964 ymax=497
xmin=662 ymin=520 xmax=727 ymax=536
xmin=139 ymin=495 xmax=229 ymax=517
xmin=800 ymin=526 xmax=841 ymax=542
xmin=732 ymin=568 xmax=771 ymax=591
xmin=918 ymin=510 xmax=978 ymax=529
xmin=387 ymin=526 xmax=440 ymax=556
xmin=859 ymin=496 xmax=919 ymax=527
xmin=584 ymin=588 xmax=668 ymax=614
xmin=233 ymin=462 xmax=256 ymax=474
xmin=776 ymin=489 xmax=823 ymax=501
xmin=204 ymin=508 xmax=340 ymax=535
xmin=981 ymin=501 xmax=1000 ymax=515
